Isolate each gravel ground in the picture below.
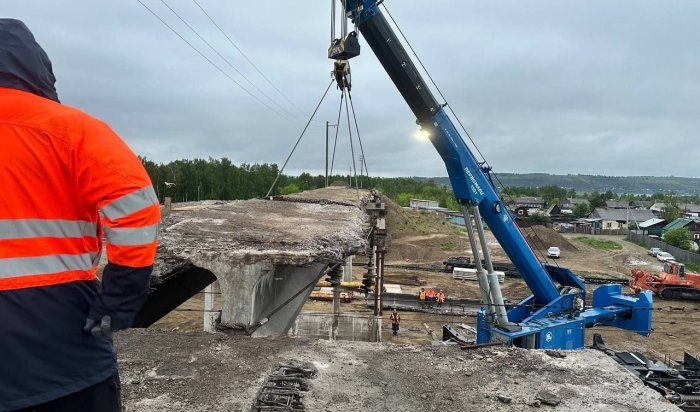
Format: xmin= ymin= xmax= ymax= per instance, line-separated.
xmin=116 ymin=330 xmax=679 ymax=412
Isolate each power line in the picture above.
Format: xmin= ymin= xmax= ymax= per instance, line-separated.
xmin=135 ymin=0 xmax=293 ymax=122
xmin=156 ymin=0 xmax=297 ymax=121
xmin=191 ymin=0 xmax=309 ymax=117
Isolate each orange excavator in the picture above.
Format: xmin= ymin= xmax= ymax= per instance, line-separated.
xmin=630 ymin=262 xmax=700 ymax=301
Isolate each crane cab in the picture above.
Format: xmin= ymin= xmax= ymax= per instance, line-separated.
xmin=664 ymin=261 xmax=685 ymax=278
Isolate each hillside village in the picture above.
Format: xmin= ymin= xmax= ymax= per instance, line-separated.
xmin=408 ymin=195 xmax=700 ymax=244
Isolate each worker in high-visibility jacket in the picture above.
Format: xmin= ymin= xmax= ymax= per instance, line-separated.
xmin=437 ymin=290 xmax=445 ymax=307
xmin=418 ymin=288 xmax=426 ymax=307
xmin=427 ymin=287 xmax=436 ymax=302
xmin=389 ymin=307 xmax=401 ymax=336
xmin=0 ymin=19 xmax=159 ymax=411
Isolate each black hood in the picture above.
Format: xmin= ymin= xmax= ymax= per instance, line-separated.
xmin=0 ymin=18 xmax=59 ymax=102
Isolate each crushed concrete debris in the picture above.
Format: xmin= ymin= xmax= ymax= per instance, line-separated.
xmin=116 ymin=330 xmax=681 ymax=412
xmin=536 ymin=390 xmax=561 ymax=406
xmin=497 ymin=395 xmax=513 ymax=403
xmin=545 ymin=349 xmax=567 ymax=359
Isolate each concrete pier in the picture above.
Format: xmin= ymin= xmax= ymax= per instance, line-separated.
xmin=149 ymin=188 xmax=372 ymax=336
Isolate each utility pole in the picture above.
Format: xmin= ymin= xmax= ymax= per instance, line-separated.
xmin=326 ymin=121 xmax=329 ymax=187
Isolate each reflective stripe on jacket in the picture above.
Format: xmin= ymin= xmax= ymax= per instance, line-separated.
xmin=0 ymin=87 xmax=160 ymax=290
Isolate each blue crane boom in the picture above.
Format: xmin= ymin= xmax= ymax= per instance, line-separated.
xmin=337 ymin=0 xmax=653 ymax=349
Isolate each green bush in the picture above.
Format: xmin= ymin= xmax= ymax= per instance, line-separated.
xmin=685 ymin=262 xmax=700 ymax=272
xmin=664 ymin=227 xmax=693 ymax=250
xmin=279 ymin=183 xmax=300 ymax=195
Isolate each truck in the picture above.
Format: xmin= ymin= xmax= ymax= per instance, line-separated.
xmin=335 ymin=0 xmax=653 ymax=349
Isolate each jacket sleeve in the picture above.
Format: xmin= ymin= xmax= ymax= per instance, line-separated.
xmin=76 ymin=118 xmax=160 ymax=330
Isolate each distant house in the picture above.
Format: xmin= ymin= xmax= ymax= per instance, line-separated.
xmin=662 ymin=218 xmax=700 ymax=241
xmin=545 ymin=204 xmax=562 ymax=216
xmin=631 ymin=200 xmax=653 ymax=209
xmin=638 ymin=218 xmax=666 ymax=236
xmin=605 ymin=200 xmax=630 ymax=209
xmin=409 ymin=198 xmax=439 ymax=209
xmin=515 ymin=197 xmax=545 ymax=209
xmin=681 ymin=203 xmax=700 ymax=218
xmin=650 ymin=202 xmax=667 ymax=216
xmin=513 ymin=206 xmax=545 ymax=218
xmin=560 ymin=198 xmax=589 ymax=210
xmin=588 ymin=208 xmax=656 ymax=230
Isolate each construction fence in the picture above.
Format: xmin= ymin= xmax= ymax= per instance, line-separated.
xmin=627 ymin=232 xmax=700 ymax=266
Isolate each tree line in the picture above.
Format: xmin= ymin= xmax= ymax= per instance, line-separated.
xmin=140 ymin=158 xmax=700 ymax=218
xmin=140 ymin=158 xmax=458 ymax=208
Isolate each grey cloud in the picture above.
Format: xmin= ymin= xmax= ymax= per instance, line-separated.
xmin=4 ymin=0 xmax=699 ymax=178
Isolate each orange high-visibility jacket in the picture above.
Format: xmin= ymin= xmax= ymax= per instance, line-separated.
xmin=437 ymin=292 xmax=445 ymax=302
xmin=427 ymin=289 xmax=436 ymax=298
xmin=419 ymin=291 xmax=426 ymax=300
xmin=0 ymin=88 xmax=160 ymax=291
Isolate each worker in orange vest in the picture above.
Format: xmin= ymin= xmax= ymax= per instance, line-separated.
xmin=427 ymin=287 xmax=436 ymax=302
xmin=390 ymin=307 xmax=401 ymax=335
xmin=418 ymin=288 xmax=426 ymax=307
xmin=1 ymin=19 xmax=160 ymax=411
xmin=437 ymin=290 xmax=445 ymax=307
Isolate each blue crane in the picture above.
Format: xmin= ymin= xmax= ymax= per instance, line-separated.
xmin=333 ymin=0 xmax=653 ymax=349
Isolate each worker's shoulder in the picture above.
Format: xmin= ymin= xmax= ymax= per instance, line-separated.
xmin=3 ymin=89 xmax=115 ymax=140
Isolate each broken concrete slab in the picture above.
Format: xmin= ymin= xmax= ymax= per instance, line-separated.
xmin=279 ymin=186 xmax=371 ymax=207
xmin=116 ymin=330 xmax=681 ymax=412
xmin=151 ymin=188 xmax=372 ymax=336
xmin=161 ymin=197 xmax=369 ymax=267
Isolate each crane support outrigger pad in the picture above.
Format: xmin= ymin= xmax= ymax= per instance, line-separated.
xmin=339 ymin=0 xmax=654 ymax=349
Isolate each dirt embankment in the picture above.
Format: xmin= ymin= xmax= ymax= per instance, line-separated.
xmin=521 ymin=225 xmax=578 ymax=252
xmin=384 ymin=197 xmax=469 ymax=262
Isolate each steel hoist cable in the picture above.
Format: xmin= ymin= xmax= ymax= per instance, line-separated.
xmin=343 ymin=92 xmax=359 ymax=190
xmin=330 ymin=91 xmax=345 ymax=177
xmin=347 ymin=91 xmax=371 ymax=189
xmin=265 ymin=80 xmax=334 ymax=197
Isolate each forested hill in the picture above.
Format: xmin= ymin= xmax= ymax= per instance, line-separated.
xmin=424 ymin=174 xmax=700 ymax=195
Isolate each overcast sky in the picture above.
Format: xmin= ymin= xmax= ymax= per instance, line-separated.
xmin=5 ymin=1 xmax=699 ymax=178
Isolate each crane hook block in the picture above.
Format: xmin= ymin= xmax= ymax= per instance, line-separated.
xmin=328 ymin=31 xmax=360 ymax=60
xmin=333 ymin=60 xmax=351 ymax=91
